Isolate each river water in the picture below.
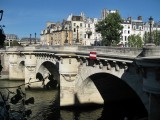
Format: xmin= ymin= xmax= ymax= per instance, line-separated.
xmin=0 ymin=79 xmax=103 ymax=120
xmin=0 ymin=78 xmax=149 ymax=120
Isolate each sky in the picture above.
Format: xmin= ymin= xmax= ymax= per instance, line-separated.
xmin=0 ymin=0 xmax=160 ymax=38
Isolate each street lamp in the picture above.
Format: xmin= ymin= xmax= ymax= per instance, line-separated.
xmin=30 ymin=34 xmax=32 ymax=45
xmin=76 ymin=25 xmax=79 ymax=43
xmin=34 ymin=33 xmax=36 ymax=44
xmin=64 ymin=27 xmax=68 ymax=44
xmin=0 ymin=10 xmax=3 ymax=21
xmin=148 ymin=16 xmax=154 ymax=44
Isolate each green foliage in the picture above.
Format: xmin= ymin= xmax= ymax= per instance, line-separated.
xmin=143 ymin=30 xmax=160 ymax=45
xmin=153 ymin=30 xmax=160 ymax=45
xmin=128 ymin=34 xmax=143 ymax=48
xmin=96 ymin=12 xmax=123 ymax=46
xmin=0 ymin=29 xmax=6 ymax=48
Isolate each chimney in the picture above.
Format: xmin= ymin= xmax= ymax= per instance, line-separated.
xmin=138 ymin=16 xmax=142 ymax=20
xmin=127 ymin=17 xmax=132 ymax=21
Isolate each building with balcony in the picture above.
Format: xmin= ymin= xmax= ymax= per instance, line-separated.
xmin=120 ymin=18 xmax=132 ymax=46
xmin=83 ymin=18 xmax=102 ymax=46
xmin=120 ymin=16 xmax=145 ymax=47
xmin=67 ymin=14 xmax=84 ymax=44
xmin=40 ymin=21 xmax=73 ymax=45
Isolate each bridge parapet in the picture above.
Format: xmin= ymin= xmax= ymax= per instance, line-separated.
xmin=142 ymin=46 xmax=160 ymax=57
xmin=135 ymin=46 xmax=160 ymax=120
xmin=4 ymin=46 xmax=143 ymax=58
xmin=78 ymin=46 xmax=143 ymax=57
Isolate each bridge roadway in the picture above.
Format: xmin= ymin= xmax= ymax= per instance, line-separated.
xmin=1 ymin=45 xmax=160 ymax=120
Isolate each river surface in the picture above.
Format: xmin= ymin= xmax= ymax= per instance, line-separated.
xmin=0 ymin=78 xmax=148 ymax=120
xmin=0 ymin=79 xmax=103 ymax=120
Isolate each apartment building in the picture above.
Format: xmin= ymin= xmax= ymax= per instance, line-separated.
xmin=120 ymin=16 xmax=145 ymax=46
xmin=121 ymin=18 xmax=132 ymax=46
xmin=40 ymin=21 xmax=73 ymax=45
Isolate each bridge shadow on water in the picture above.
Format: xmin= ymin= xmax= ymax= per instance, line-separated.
xmin=90 ymin=73 xmax=148 ymax=120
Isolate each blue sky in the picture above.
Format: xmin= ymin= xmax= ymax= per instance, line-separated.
xmin=0 ymin=0 xmax=160 ymax=38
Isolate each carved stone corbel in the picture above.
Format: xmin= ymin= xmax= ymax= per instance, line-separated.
xmin=113 ymin=61 xmax=120 ymax=71
xmin=61 ymin=74 xmax=77 ymax=82
xmin=106 ymin=61 xmax=111 ymax=70
xmin=26 ymin=66 xmax=36 ymax=71
xmin=99 ymin=61 xmax=103 ymax=69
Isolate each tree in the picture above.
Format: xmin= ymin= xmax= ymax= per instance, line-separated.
xmin=0 ymin=28 xmax=6 ymax=48
xmin=95 ymin=12 xmax=123 ymax=46
xmin=153 ymin=30 xmax=160 ymax=45
xmin=143 ymin=30 xmax=160 ymax=45
xmin=128 ymin=34 xmax=143 ymax=48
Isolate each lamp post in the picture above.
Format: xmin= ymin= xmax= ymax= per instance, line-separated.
xmin=64 ymin=27 xmax=68 ymax=44
xmin=30 ymin=34 xmax=32 ymax=45
xmin=148 ymin=16 xmax=154 ymax=45
xmin=34 ymin=33 xmax=36 ymax=44
xmin=0 ymin=10 xmax=3 ymax=21
xmin=76 ymin=25 xmax=79 ymax=43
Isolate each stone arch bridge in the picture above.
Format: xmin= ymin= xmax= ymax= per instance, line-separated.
xmin=1 ymin=46 xmax=160 ymax=120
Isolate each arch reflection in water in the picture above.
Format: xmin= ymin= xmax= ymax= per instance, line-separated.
xmin=89 ymin=73 xmax=148 ymax=120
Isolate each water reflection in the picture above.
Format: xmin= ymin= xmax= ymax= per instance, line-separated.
xmin=0 ymin=79 xmax=148 ymax=120
xmin=98 ymin=99 xmax=148 ymax=120
xmin=26 ymin=89 xmax=59 ymax=120
xmin=60 ymin=106 xmax=102 ymax=120
xmin=0 ymin=80 xmax=25 ymax=120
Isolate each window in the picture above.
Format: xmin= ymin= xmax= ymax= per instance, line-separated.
xmin=128 ymin=25 xmax=130 ymax=29
xmin=128 ymin=30 xmax=130 ymax=34
xmin=139 ymin=26 xmax=142 ymax=30
xmin=88 ymin=34 xmax=91 ymax=39
xmin=88 ymin=24 xmax=90 ymax=28
xmin=84 ymin=34 xmax=86 ymax=38
xmin=125 ymin=36 xmax=127 ymax=41
xmin=80 ymin=23 xmax=82 ymax=27
xmin=74 ymin=28 xmax=76 ymax=32
xmin=74 ymin=23 xmax=76 ymax=26
xmin=136 ymin=25 xmax=139 ymax=29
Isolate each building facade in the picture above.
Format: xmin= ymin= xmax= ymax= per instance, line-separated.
xmin=40 ymin=22 xmax=73 ymax=45
xmin=121 ymin=18 xmax=132 ymax=46
xmin=120 ymin=16 xmax=145 ymax=46
xmin=40 ymin=9 xmax=160 ymax=47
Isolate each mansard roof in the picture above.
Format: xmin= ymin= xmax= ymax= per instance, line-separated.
xmin=72 ymin=16 xmax=83 ymax=21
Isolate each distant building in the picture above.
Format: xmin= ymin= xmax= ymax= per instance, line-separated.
xmin=120 ymin=16 xmax=145 ymax=47
xmin=83 ymin=17 xmax=102 ymax=46
xmin=67 ymin=12 xmax=102 ymax=46
xmin=131 ymin=16 xmax=144 ymax=39
xmin=101 ymin=8 xmax=118 ymax=20
xmin=153 ymin=21 xmax=160 ymax=31
xmin=120 ymin=18 xmax=132 ymax=46
xmin=20 ymin=37 xmax=40 ymax=46
xmin=5 ymin=34 xmax=19 ymax=46
xmin=40 ymin=21 xmax=73 ymax=45
xmin=5 ymin=34 xmax=19 ymax=41
xmin=67 ymin=14 xmax=84 ymax=44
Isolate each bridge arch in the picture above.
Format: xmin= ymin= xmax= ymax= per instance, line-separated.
xmin=76 ymin=72 xmax=148 ymax=119
xmin=36 ymin=61 xmax=60 ymax=87
xmin=17 ymin=60 xmax=25 ymax=79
